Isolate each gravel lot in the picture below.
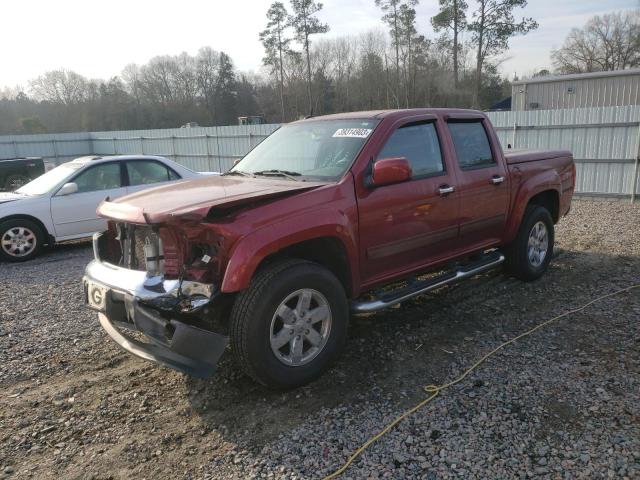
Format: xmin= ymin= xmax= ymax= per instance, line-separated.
xmin=1 ymin=199 xmax=639 ymax=479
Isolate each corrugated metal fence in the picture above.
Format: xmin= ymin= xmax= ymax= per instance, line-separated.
xmin=0 ymin=124 xmax=281 ymax=173
xmin=1 ymin=106 xmax=639 ymax=199
xmin=90 ymin=124 xmax=280 ymax=172
xmin=488 ymin=105 xmax=640 ymax=200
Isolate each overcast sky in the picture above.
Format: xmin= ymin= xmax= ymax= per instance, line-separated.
xmin=1 ymin=0 xmax=637 ymax=89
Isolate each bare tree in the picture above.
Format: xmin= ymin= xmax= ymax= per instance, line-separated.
xmin=432 ymin=0 xmax=468 ymax=89
xmin=260 ymin=2 xmax=293 ymax=122
xmin=551 ymin=10 xmax=640 ymax=73
xmin=30 ymin=70 xmax=90 ymax=104
xmin=139 ymin=56 xmax=180 ymax=108
xmin=468 ymin=0 xmax=537 ymax=107
xmin=196 ymin=47 xmax=221 ymax=123
xmin=289 ymin=0 xmax=329 ymax=115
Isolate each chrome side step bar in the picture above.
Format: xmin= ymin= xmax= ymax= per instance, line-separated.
xmin=351 ymin=252 xmax=505 ymax=313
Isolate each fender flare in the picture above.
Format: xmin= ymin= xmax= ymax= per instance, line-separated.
xmin=220 ymin=208 xmax=359 ymax=294
xmin=504 ymin=169 xmax=561 ymax=243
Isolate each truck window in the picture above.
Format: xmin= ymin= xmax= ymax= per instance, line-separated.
xmin=376 ymin=122 xmax=444 ymax=177
xmin=232 ymin=119 xmax=378 ymax=181
xmin=448 ymin=121 xmax=495 ymax=169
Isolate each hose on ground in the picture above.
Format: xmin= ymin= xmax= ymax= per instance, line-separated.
xmin=322 ymin=284 xmax=640 ymax=479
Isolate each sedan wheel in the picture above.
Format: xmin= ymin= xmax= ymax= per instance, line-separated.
xmin=2 ymin=226 xmax=37 ymax=258
xmin=0 ymin=219 xmax=44 ymax=262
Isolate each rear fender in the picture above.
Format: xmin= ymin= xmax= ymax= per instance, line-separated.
xmin=220 ymin=208 xmax=359 ymax=295
xmin=504 ymin=169 xmax=561 ymax=243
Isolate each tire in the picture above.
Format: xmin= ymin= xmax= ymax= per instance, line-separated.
xmin=0 ymin=218 xmax=45 ymax=262
xmin=504 ymin=205 xmax=554 ymax=281
xmin=4 ymin=174 xmax=30 ymax=191
xmin=230 ymin=258 xmax=349 ymax=389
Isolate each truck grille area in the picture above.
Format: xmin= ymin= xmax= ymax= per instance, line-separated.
xmin=96 ymin=223 xmax=167 ymax=273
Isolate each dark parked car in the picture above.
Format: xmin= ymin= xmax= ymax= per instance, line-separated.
xmin=0 ymin=157 xmax=45 ymax=191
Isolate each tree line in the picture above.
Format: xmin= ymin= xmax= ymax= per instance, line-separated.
xmin=0 ymin=3 xmax=636 ymax=136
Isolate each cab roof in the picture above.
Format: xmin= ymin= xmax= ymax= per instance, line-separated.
xmin=293 ymin=108 xmax=486 ymax=123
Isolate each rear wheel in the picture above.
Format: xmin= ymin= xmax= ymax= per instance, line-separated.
xmin=504 ymin=205 xmax=554 ymax=281
xmin=230 ymin=259 xmax=349 ymax=389
xmin=0 ymin=219 xmax=45 ymax=262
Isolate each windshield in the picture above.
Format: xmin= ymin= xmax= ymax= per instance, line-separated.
xmin=16 ymin=163 xmax=82 ymax=196
xmin=230 ymin=119 xmax=378 ymax=181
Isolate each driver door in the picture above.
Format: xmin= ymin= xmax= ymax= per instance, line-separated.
xmin=50 ymin=161 xmax=127 ymax=239
xmin=357 ymin=119 xmax=460 ymax=286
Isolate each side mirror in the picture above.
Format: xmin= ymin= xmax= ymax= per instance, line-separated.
xmin=370 ymin=157 xmax=412 ymax=187
xmin=57 ymin=182 xmax=78 ymax=196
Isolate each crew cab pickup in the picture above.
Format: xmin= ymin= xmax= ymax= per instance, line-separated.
xmin=83 ymin=109 xmax=575 ymax=389
xmin=0 ymin=157 xmax=45 ymax=191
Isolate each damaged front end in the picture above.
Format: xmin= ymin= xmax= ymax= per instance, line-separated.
xmin=83 ymin=222 xmax=229 ymax=378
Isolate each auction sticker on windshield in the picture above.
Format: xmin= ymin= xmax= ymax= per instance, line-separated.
xmin=332 ymin=128 xmax=372 ymax=138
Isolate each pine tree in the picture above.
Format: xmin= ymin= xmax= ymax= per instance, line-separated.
xmin=260 ymin=2 xmax=293 ymax=122
xmin=432 ymin=0 xmax=467 ymax=89
xmin=289 ymin=0 xmax=329 ymax=115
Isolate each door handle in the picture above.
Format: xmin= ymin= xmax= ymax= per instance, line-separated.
xmin=491 ymin=175 xmax=505 ymax=185
xmin=438 ymin=185 xmax=455 ymax=195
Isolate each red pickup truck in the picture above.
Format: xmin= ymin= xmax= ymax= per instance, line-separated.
xmin=83 ymin=109 xmax=575 ymax=389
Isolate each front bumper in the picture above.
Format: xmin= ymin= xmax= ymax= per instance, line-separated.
xmin=83 ymin=259 xmax=228 ymax=378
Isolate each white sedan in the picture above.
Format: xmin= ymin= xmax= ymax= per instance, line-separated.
xmin=0 ymin=155 xmax=203 ymax=262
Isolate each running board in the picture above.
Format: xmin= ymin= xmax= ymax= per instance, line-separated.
xmin=351 ymin=252 xmax=505 ymax=313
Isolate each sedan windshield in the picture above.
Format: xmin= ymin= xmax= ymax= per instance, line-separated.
xmin=230 ymin=119 xmax=378 ymax=181
xmin=16 ymin=163 xmax=82 ymax=196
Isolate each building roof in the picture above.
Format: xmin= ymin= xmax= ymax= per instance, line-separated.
xmin=512 ymin=68 xmax=640 ymax=86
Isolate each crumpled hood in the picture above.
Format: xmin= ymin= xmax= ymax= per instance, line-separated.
xmin=98 ymin=174 xmax=327 ymax=224
xmin=0 ymin=192 xmax=27 ymax=204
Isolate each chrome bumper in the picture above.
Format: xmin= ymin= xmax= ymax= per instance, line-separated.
xmin=83 ymin=257 xmax=227 ymax=378
xmin=84 ymin=259 xmax=215 ymax=305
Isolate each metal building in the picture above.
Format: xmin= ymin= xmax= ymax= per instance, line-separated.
xmin=511 ymin=69 xmax=640 ymax=111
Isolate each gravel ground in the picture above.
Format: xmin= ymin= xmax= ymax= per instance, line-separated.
xmin=0 ymin=199 xmax=639 ymax=479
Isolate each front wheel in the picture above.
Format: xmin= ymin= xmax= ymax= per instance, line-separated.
xmin=230 ymin=259 xmax=349 ymax=389
xmin=503 ymin=205 xmax=554 ymax=281
xmin=0 ymin=219 xmax=45 ymax=262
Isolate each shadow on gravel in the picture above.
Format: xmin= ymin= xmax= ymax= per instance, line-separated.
xmin=183 ymin=247 xmax=640 ymax=451
xmin=0 ymin=239 xmax=92 ymax=267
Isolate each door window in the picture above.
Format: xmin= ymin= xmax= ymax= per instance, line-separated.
xmin=448 ymin=122 xmax=495 ymax=169
xmin=73 ymin=163 xmax=122 ymax=193
xmin=127 ymin=161 xmax=177 ymax=186
xmin=377 ymin=122 xmax=444 ymax=177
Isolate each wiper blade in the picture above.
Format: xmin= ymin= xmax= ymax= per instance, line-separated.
xmin=223 ymin=170 xmax=254 ymax=177
xmin=253 ymin=170 xmax=302 ymax=181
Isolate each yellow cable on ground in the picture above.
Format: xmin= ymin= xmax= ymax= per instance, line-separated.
xmin=323 ymin=284 xmax=640 ymax=480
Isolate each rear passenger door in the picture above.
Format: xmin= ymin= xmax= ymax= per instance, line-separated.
xmin=357 ymin=118 xmax=460 ymax=285
xmin=446 ymin=117 xmax=509 ymax=251
xmin=125 ymin=160 xmax=180 ymax=194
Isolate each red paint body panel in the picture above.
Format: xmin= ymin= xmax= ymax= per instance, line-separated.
xmin=96 ymin=108 xmax=575 ymax=298
xmin=97 ymin=175 xmax=327 ymax=224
